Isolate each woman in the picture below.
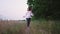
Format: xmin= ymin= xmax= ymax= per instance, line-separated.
xmin=24 ymin=7 xmax=34 ymax=27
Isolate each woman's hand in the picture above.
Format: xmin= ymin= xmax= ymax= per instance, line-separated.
xmin=23 ymin=16 xmax=25 ymax=18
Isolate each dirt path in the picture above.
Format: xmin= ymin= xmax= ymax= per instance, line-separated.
xmin=25 ymin=27 xmax=30 ymax=34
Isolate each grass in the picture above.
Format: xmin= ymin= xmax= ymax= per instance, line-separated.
xmin=0 ymin=20 xmax=60 ymax=34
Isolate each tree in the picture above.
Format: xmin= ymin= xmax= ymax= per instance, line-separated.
xmin=27 ymin=0 xmax=60 ymax=20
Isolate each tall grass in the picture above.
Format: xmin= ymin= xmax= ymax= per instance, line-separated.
xmin=0 ymin=20 xmax=60 ymax=34
xmin=31 ymin=20 xmax=60 ymax=34
xmin=51 ymin=21 xmax=60 ymax=34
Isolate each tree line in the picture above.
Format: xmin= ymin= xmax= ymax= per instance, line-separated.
xmin=27 ymin=0 xmax=60 ymax=20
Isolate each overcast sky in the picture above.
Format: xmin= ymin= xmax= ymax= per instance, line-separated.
xmin=0 ymin=0 xmax=28 ymax=20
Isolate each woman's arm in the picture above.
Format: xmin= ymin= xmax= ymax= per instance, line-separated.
xmin=23 ymin=12 xmax=28 ymax=18
xmin=31 ymin=12 xmax=34 ymax=16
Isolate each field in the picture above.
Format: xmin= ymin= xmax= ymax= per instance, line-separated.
xmin=0 ymin=20 xmax=60 ymax=34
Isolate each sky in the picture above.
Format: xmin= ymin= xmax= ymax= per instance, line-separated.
xmin=0 ymin=0 xmax=28 ymax=20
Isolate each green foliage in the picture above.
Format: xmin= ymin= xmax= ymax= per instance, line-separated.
xmin=27 ymin=0 xmax=60 ymax=20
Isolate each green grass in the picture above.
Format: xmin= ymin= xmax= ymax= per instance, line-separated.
xmin=0 ymin=20 xmax=60 ymax=34
xmin=30 ymin=20 xmax=60 ymax=34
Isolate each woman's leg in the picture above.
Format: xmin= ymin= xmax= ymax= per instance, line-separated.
xmin=26 ymin=18 xmax=31 ymax=27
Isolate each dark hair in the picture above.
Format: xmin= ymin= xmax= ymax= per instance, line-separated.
xmin=28 ymin=6 xmax=32 ymax=11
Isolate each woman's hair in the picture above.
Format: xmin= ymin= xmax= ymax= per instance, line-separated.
xmin=28 ymin=6 xmax=32 ymax=11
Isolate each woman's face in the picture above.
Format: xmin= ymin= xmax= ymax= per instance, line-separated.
xmin=27 ymin=8 xmax=32 ymax=11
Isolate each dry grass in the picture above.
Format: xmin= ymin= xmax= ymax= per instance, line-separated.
xmin=0 ymin=20 xmax=60 ymax=34
xmin=0 ymin=20 xmax=51 ymax=34
xmin=0 ymin=20 xmax=26 ymax=34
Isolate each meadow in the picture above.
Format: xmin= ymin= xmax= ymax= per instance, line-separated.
xmin=0 ymin=20 xmax=60 ymax=34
